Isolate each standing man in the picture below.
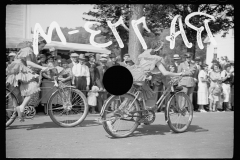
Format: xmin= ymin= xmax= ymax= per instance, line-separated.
xmin=96 ymin=57 xmax=109 ymax=113
xmin=71 ymin=53 xmax=90 ymax=96
xmin=107 ymin=54 xmax=120 ymax=67
xmin=68 ymin=50 xmax=76 ymax=69
xmin=178 ymin=52 xmax=197 ymax=103
xmin=193 ymin=56 xmax=201 ymax=111
xmin=85 ymin=53 xmax=100 ymax=90
xmin=172 ymin=54 xmax=181 ymax=73
xmin=49 ymin=47 xmax=59 ymax=66
xmin=123 ymin=53 xmax=130 ymax=65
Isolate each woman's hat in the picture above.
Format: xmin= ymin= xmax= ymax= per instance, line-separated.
xmin=70 ymin=53 xmax=79 ymax=57
xmin=100 ymin=54 xmax=109 ymax=58
xmin=8 ymin=52 xmax=16 ymax=57
xmin=46 ymin=55 xmax=54 ymax=62
xmin=109 ymin=54 xmax=116 ymax=58
xmin=126 ymin=59 xmax=134 ymax=65
xmin=39 ymin=54 xmax=46 ymax=59
xmin=184 ymin=52 xmax=192 ymax=58
xmin=99 ymin=57 xmax=108 ymax=62
xmin=200 ymin=63 xmax=208 ymax=68
xmin=173 ymin=54 xmax=181 ymax=60
xmin=79 ymin=54 xmax=86 ymax=60
xmin=195 ymin=56 xmax=201 ymax=61
xmin=123 ymin=54 xmax=130 ymax=58
xmin=211 ymin=59 xmax=219 ymax=64
xmin=49 ymin=47 xmax=55 ymax=52
xmin=61 ymin=59 xmax=68 ymax=64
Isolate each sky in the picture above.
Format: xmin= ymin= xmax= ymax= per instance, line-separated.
xmin=29 ymin=5 xmax=97 ymax=31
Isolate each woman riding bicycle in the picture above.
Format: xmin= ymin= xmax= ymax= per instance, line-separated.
xmin=119 ymin=40 xmax=186 ymax=103
xmin=6 ymin=36 xmax=49 ymax=122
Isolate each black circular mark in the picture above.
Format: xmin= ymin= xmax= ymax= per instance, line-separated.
xmin=103 ymin=66 xmax=133 ymax=96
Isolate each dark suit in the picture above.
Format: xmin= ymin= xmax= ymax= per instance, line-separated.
xmin=85 ymin=61 xmax=100 ymax=89
xmin=193 ymin=64 xmax=201 ymax=110
xmin=96 ymin=64 xmax=109 ymax=112
xmin=178 ymin=60 xmax=197 ymax=102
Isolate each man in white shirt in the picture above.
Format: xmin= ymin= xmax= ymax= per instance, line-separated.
xmin=71 ymin=53 xmax=90 ymax=95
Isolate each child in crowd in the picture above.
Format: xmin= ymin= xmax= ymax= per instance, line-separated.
xmin=87 ymin=85 xmax=99 ymax=114
xmin=209 ymin=81 xmax=223 ymax=112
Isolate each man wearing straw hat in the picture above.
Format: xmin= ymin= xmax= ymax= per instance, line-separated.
xmin=71 ymin=53 xmax=90 ymax=95
xmin=96 ymin=57 xmax=109 ymax=112
xmin=172 ymin=54 xmax=181 ymax=73
xmin=85 ymin=53 xmax=101 ymax=90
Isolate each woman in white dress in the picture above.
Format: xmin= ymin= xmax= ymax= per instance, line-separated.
xmin=197 ymin=63 xmax=209 ymax=112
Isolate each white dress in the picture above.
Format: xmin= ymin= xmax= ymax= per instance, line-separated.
xmin=197 ymin=70 xmax=209 ymax=105
xmin=87 ymin=91 xmax=98 ymax=106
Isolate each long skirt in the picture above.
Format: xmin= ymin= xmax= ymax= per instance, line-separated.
xmin=197 ymin=84 xmax=209 ymax=105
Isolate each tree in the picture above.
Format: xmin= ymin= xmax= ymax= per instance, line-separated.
xmin=166 ymin=4 xmax=234 ymax=59
xmin=83 ymin=4 xmax=234 ymax=60
xmin=128 ymin=4 xmax=144 ymax=64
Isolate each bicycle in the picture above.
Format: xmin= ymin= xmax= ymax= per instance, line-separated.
xmin=6 ymin=69 xmax=88 ymax=128
xmin=99 ymin=75 xmax=193 ymax=138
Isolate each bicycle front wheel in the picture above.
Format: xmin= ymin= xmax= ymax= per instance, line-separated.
xmin=48 ymin=87 xmax=88 ymax=127
xmin=102 ymin=93 xmax=141 ymax=138
xmin=6 ymin=89 xmax=19 ymax=127
xmin=165 ymin=91 xmax=193 ymax=133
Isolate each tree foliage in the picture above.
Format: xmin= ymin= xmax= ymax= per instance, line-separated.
xmin=83 ymin=4 xmax=234 ymax=61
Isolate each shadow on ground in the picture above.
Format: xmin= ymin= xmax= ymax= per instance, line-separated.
xmin=106 ymin=124 xmax=209 ymax=139
xmin=6 ymin=119 xmax=102 ymax=130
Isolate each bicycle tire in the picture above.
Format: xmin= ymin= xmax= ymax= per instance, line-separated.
xmin=102 ymin=93 xmax=141 ymax=138
xmin=6 ymin=88 xmax=19 ymax=127
xmin=48 ymin=87 xmax=88 ymax=127
xmin=165 ymin=91 xmax=193 ymax=133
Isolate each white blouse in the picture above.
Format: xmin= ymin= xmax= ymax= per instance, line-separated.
xmin=72 ymin=62 xmax=90 ymax=85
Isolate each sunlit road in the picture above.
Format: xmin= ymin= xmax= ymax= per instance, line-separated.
xmin=6 ymin=111 xmax=233 ymax=158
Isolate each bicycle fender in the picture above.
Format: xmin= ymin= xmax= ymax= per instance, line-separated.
xmin=99 ymin=92 xmax=138 ymax=117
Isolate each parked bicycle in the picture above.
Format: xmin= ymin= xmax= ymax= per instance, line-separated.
xmin=6 ymin=69 xmax=88 ymax=128
xmin=99 ymin=74 xmax=193 ymax=138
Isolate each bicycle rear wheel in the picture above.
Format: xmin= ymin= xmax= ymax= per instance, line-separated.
xmin=6 ymin=89 xmax=19 ymax=127
xmin=165 ymin=92 xmax=193 ymax=133
xmin=48 ymin=87 xmax=88 ymax=127
xmin=102 ymin=93 xmax=141 ymax=138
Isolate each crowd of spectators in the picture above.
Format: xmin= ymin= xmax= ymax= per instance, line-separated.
xmin=6 ymin=47 xmax=234 ymax=114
